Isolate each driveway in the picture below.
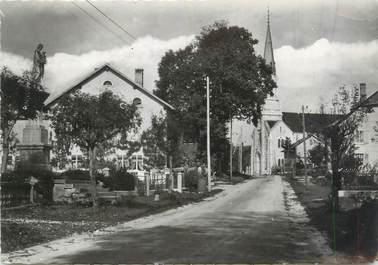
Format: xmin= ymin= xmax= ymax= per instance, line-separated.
xmin=3 ymin=175 xmax=332 ymax=264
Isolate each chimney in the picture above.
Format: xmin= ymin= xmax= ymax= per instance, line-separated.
xmin=360 ymin=83 xmax=367 ymax=102
xmin=135 ymin=68 xmax=144 ymax=87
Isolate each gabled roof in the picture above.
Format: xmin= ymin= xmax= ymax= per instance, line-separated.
xmin=328 ymin=90 xmax=378 ymax=128
xmin=282 ymin=112 xmax=343 ymax=134
xmin=267 ymin=120 xmax=277 ymax=129
xmin=44 ymin=64 xmax=174 ymax=110
xmin=291 ymin=133 xmax=322 ymax=148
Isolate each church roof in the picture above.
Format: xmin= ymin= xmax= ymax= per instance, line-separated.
xmin=44 ymin=63 xmax=174 ymax=110
xmin=282 ymin=112 xmax=343 ymax=134
xmin=263 ymin=9 xmax=276 ymax=75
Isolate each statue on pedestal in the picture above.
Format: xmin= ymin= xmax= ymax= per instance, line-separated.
xmin=31 ymin=43 xmax=47 ymax=83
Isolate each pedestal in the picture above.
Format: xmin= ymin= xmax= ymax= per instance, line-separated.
xmin=17 ymin=122 xmax=52 ymax=171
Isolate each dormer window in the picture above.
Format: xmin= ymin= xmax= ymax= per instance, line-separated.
xmin=103 ymin=80 xmax=113 ymax=89
xmin=133 ymin=97 xmax=142 ymax=106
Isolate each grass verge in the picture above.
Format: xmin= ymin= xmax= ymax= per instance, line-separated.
xmin=1 ymin=189 xmax=223 ymax=253
xmin=286 ymin=176 xmax=378 ymax=263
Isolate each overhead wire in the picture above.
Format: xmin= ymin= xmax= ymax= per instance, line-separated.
xmin=86 ymin=0 xmax=137 ymax=41
xmin=71 ymin=1 xmax=132 ymax=45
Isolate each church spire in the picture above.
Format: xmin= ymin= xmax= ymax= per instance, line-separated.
xmin=263 ymin=7 xmax=276 ymax=76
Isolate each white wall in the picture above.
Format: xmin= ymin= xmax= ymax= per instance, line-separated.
xmin=12 ymin=70 xmax=166 ymax=166
xmin=355 ymin=109 xmax=378 ymax=166
xmin=269 ymin=121 xmax=293 ymax=167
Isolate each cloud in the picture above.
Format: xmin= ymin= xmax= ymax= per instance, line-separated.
xmin=2 ymin=35 xmax=378 ymax=116
xmin=0 ymin=51 xmax=31 ymax=75
xmin=275 ymin=38 xmax=378 ymax=112
xmin=1 ymin=34 xmax=195 ymax=101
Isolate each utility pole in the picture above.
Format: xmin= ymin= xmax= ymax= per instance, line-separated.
xmin=302 ymin=105 xmax=308 ymax=187
xmin=229 ymin=115 xmax=233 ymax=180
xmin=0 ymin=10 xmax=4 ymax=176
xmin=206 ymin=76 xmax=211 ymax=192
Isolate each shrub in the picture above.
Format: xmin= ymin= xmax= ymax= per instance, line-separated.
xmin=60 ymin=169 xmax=91 ymax=181
xmin=109 ymin=168 xmax=136 ymax=191
xmin=3 ymin=168 xmax=55 ymax=203
xmin=271 ymin=165 xmax=281 ymax=175
xmin=184 ymin=168 xmax=200 ymax=191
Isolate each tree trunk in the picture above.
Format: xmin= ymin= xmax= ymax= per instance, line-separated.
xmin=89 ymin=146 xmax=98 ymax=207
xmin=1 ymin=128 xmax=10 ymax=173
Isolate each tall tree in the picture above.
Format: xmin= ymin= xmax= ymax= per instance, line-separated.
xmin=50 ymin=90 xmax=141 ymax=206
xmin=0 ymin=68 xmax=49 ymax=173
xmin=155 ymin=21 xmax=276 ymax=171
xmin=323 ymin=85 xmax=367 ymax=209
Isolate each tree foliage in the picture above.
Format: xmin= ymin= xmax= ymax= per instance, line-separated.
xmin=141 ymin=113 xmax=168 ymax=169
xmin=154 ymin=21 xmax=276 ymax=168
xmin=49 ymin=90 xmax=141 ymax=205
xmin=322 ymin=85 xmax=368 ymax=209
xmin=308 ymin=143 xmax=327 ymax=168
xmin=1 ymin=67 xmax=49 ymax=172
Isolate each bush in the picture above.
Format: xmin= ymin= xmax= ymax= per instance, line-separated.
xmin=271 ymin=166 xmax=281 ymax=175
xmin=109 ymin=168 xmax=136 ymax=191
xmin=2 ymin=168 xmax=55 ymax=203
xmin=184 ymin=168 xmax=200 ymax=191
xmin=231 ymin=176 xmax=244 ymax=185
xmin=60 ymin=169 xmax=91 ymax=181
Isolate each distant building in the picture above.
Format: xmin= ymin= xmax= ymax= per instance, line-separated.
xmin=342 ymin=85 xmax=378 ymax=166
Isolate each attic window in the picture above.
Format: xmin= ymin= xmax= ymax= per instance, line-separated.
xmin=103 ymin=80 xmax=113 ymax=87
xmin=133 ymin=97 xmax=142 ymax=106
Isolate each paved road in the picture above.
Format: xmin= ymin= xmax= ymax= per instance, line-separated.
xmin=4 ymin=175 xmax=332 ymax=264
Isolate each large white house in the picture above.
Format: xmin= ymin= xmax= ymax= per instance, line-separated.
xmin=12 ymin=64 xmax=174 ymax=172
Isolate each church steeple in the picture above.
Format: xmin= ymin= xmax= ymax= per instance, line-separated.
xmin=263 ymin=8 xmax=276 ymax=76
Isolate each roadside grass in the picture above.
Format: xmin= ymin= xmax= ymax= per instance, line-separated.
xmin=286 ymin=176 xmax=378 ymax=262
xmin=1 ymin=189 xmax=223 ymax=253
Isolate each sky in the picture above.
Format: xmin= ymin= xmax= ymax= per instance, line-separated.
xmin=1 ymin=0 xmax=378 ymax=114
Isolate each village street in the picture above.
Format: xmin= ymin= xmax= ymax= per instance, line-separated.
xmin=3 ymin=176 xmax=332 ymax=264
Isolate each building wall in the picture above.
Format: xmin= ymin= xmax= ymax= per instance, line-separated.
xmin=12 ymin=71 xmax=166 ymax=169
xmin=268 ymin=121 xmax=293 ymax=169
xmin=354 ymin=109 xmax=378 ymax=166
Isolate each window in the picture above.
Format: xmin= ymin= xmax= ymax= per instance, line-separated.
xmin=356 ymin=153 xmax=364 ymax=161
xmin=133 ymin=97 xmax=142 ymax=106
xmin=278 ymin=139 xmax=281 ymax=148
xmin=356 ymin=130 xmax=364 ymax=143
xmin=364 ymin=154 xmax=369 ymax=163
xmin=103 ymin=80 xmax=112 ymax=87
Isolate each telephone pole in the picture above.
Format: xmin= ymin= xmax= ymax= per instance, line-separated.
xmin=0 ymin=10 xmax=4 ymax=175
xmin=206 ymin=76 xmax=211 ymax=192
xmin=302 ymin=105 xmax=308 ymax=187
xmin=229 ymin=115 xmax=233 ymax=180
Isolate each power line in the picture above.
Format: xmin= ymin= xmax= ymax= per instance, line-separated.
xmin=86 ymin=0 xmax=137 ymax=41
xmin=71 ymin=2 xmax=131 ymax=45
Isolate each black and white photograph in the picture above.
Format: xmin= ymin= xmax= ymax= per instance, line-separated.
xmin=0 ymin=0 xmax=378 ymax=264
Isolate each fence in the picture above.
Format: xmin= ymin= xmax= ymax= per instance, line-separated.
xmin=1 ymin=182 xmax=31 ymax=208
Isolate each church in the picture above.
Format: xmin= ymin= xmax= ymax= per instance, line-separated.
xmin=248 ymin=13 xmax=343 ymax=176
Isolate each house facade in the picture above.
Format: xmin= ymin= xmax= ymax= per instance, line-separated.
xmin=12 ymin=64 xmax=173 ymax=173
